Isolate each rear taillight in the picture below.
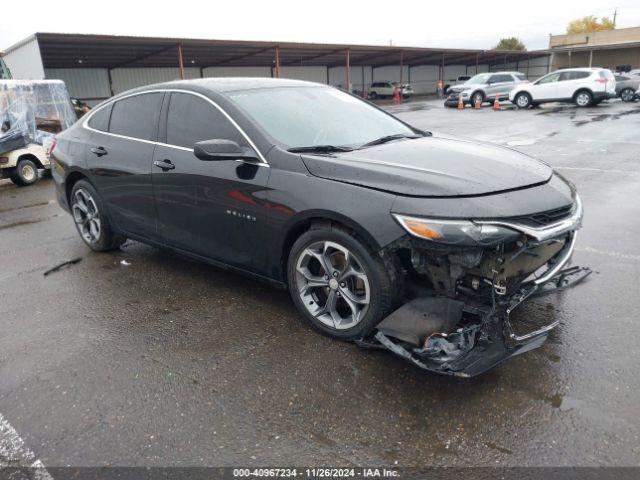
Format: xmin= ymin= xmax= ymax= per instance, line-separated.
xmin=48 ymin=138 xmax=57 ymax=156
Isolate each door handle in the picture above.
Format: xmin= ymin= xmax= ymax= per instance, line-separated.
xmin=90 ymin=146 xmax=107 ymax=157
xmin=153 ymin=159 xmax=175 ymax=171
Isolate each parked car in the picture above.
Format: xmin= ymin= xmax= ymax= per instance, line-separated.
xmin=445 ymin=72 xmax=528 ymax=107
xmin=369 ymin=82 xmax=413 ymax=99
xmin=0 ymin=80 xmax=76 ymax=186
xmin=509 ymin=68 xmax=616 ymax=108
xmin=52 ymin=78 xmax=586 ymax=377
xmin=614 ymin=74 xmax=640 ymax=102
xmin=443 ymin=75 xmax=471 ymax=94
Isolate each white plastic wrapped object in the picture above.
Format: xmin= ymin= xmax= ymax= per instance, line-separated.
xmin=0 ymin=80 xmax=76 ymax=154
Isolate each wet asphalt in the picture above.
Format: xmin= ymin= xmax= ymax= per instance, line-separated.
xmin=0 ymin=98 xmax=639 ymax=468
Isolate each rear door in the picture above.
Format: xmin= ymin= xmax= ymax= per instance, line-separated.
xmin=485 ymin=74 xmax=515 ymax=99
xmin=153 ymin=91 xmax=270 ymax=270
xmin=86 ymin=92 xmax=163 ymax=239
xmin=558 ymin=71 xmax=590 ymax=99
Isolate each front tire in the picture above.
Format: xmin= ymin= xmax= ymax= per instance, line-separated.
xmin=369 ymin=91 xmax=378 ymax=100
xmin=10 ymin=158 xmax=39 ymax=186
xmin=514 ymin=92 xmax=532 ymax=109
xmin=471 ymin=91 xmax=484 ymax=106
xmin=70 ymin=180 xmax=126 ymax=251
xmin=287 ymin=226 xmax=394 ymax=340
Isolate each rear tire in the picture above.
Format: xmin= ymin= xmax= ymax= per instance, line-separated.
xmin=574 ymin=90 xmax=593 ymax=107
xmin=369 ymin=91 xmax=378 ymax=100
xmin=70 ymin=179 xmax=126 ymax=251
xmin=287 ymin=225 xmax=395 ymax=340
xmin=10 ymin=158 xmax=39 ymax=186
xmin=620 ymin=88 xmax=635 ymax=102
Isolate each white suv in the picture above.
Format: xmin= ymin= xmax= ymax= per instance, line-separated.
xmin=368 ymin=82 xmax=413 ymax=99
xmin=509 ymin=68 xmax=616 ymax=108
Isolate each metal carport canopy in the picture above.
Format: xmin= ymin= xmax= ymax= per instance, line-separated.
xmin=33 ymin=32 xmax=549 ymax=69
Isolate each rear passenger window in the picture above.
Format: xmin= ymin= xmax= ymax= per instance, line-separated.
xmin=166 ymin=92 xmax=246 ymax=149
xmin=87 ymin=103 xmax=112 ymax=132
xmin=109 ymin=93 xmax=163 ymax=141
xmin=490 ymin=74 xmax=513 ymax=83
xmin=514 ymin=74 xmax=527 ymax=81
xmin=560 ymin=71 xmax=590 ymax=81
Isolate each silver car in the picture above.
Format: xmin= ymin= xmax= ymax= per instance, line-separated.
xmin=614 ymin=74 xmax=640 ymax=102
xmin=445 ymin=71 xmax=528 ymax=107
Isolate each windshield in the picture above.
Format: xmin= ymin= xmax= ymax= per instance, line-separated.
xmin=227 ymin=86 xmax=415 ymax=149
xmin=465 ymin=73 xmax=492 ymax=84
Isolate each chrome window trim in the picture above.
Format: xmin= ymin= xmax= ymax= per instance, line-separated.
xmin=82 ymin=88 xmax=269 ymax=167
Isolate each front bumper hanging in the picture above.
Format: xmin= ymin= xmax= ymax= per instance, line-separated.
xmin=357 ymin=232 xmax=592 ymax=378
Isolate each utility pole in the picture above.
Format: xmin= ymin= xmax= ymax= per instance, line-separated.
xmin=613 ymin=8 xmax=618 ymax=27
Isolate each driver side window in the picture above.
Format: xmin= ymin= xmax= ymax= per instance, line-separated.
xmin=537 ymin=72 xmax=561 ymax=85
xmin=165 ymin=93 xmax=247 ymax=149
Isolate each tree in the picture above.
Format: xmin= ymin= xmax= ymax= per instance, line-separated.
xmin=494 ymin=37 xmax=526 ymax=51
xmin=567 ymin=16 xmax=615 ymax=34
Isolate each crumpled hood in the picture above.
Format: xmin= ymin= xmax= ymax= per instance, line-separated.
xmin=300 ymin=134 xmax=553 ymax=197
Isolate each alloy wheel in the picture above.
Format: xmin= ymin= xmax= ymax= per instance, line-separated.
xmin=516 ymin=94 xmax=530 ymax=108
xmin=295 ymin=240 xmax=370 ymax=330
xmin=576 ymin=93 xmax=591 ymax=107
xmin=72 ymin=188 xmax=101 ymax=244
xmin=621 ymin=89 xmax=634 ymax=102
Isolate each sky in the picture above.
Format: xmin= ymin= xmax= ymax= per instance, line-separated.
xmin=2 ymin=0 xmax=640 ymax=52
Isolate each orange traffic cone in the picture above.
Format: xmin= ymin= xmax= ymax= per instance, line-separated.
xmin=457 ymin=94 xmax=464 ymax=110
xmin=474 ymin=97 xmax=481 ymax=109
xmin=493 ymin=95 xmax=501 ymax=111
xmin=393 ymin=84 xmax=400 ymax=104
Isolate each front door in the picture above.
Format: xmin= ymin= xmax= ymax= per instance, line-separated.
xmin=153 ymin=91 xmax=270 ymax=272
xmin=530 ymin=72 xmax=561 ymax=101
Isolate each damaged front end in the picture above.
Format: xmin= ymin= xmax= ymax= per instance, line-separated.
xmin=360 ymin=196 xmax=591 ymax=377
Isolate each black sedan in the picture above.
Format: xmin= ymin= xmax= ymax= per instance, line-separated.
xmin=51 ymin=78 xmax=587 ymax=377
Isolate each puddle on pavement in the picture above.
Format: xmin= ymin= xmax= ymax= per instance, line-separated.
xmin=386 ymin=103 xmax=432 ymax=113
xmin=573 ymin=109 xmax=640 ymax=126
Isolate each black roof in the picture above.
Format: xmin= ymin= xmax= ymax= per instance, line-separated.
xmin=6 ymin=33 xmax=549 ymax=69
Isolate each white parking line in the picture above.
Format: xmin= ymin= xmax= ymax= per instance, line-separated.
xmin=554 ymin=166 xmax=639 ymax=175
xmin=0 ymin=412 xmax=52 ymax=479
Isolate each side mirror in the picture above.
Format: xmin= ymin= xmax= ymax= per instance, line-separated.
xmin=194 ymin=139 xmax=259 ymax=162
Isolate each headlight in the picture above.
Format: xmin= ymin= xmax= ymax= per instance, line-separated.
xmin=392 ymin=214 xmax=521 ymax=246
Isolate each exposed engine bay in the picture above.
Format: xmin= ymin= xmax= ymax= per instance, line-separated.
xmin=359 ymin=202 xmax=591 ymax=377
